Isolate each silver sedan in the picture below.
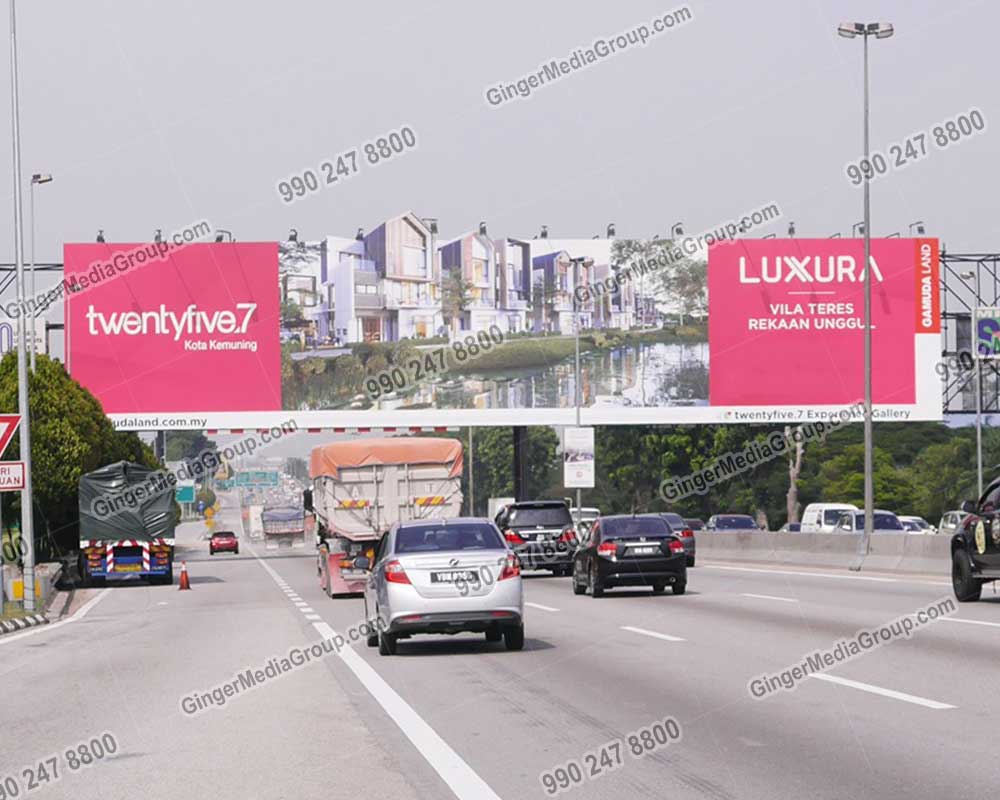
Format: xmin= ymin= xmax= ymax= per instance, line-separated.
xmin=357 ymin=518 xmax=525 ymax=655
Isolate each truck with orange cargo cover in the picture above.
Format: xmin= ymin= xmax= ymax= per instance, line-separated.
xmin=310 ymin=437 xmax=464 ymax=597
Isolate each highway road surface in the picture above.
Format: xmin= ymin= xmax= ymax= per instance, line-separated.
xmin=4 ymin=493 xmax=999 ymax=800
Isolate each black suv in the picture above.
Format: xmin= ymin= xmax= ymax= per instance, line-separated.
xmin=952 ymin=479 xmax=1000 ymax=601
xmin=494 ymin=500 xmax=577 ymax=576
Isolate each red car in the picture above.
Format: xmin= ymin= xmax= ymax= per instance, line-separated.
xmin=209 ymin=530 xmax=239 ymax=555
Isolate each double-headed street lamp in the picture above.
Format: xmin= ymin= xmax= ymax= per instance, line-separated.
xmin=838 ymin=20 xmax=894 ymax=565
xmin=29 ymin=172 xmax=52 ymax=371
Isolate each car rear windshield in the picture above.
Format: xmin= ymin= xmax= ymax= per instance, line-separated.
xmin=395 ymin=524 xmax=504 ymax=553
xmin=601 ymin=517 xmax=671 ymax=539
xmin=714 ymin=516 xmax=757 ymax=529
xmin=685 ymin=519 xmax=704 ymax=530
xmin=213 ymin=531 xmax=235 ymax=537
xmin=507 ymin=505 xmax=571 ymax=528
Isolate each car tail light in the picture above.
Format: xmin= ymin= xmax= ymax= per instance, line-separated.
xmin=499 ymin=553 xmax=521 ymax=580
xmin=504 ymin=529 xmax=524 ymax=545
xmin=668 ymin=539 xmax=685 ymax=554
xmin=559 ymin=529 xmax=577 ymax=543
xmin=384 ymin=560 xmax=411 ymax=584
xmin=597 ymin=541 xmax=617 ymax=558
xmin=680 ymin=528 xmax=694 ymax=538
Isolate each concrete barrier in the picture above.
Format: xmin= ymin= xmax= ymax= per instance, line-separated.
xmin=2 ymin=562 xmax=64 ymax=608
xmin=696 ymin=532 xmax=950 ymax=576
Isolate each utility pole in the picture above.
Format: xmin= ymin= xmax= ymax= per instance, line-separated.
xmin=10 ymin=0 xmax=36 ymax=610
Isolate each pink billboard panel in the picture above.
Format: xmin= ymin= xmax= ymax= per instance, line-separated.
xmin=709 ymin=238 xmax=939 ymax=407
xmin=65 ymin=242 xmax=282 ymax=414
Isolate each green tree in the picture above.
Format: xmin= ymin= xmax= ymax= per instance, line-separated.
xmin=910 ymin=439 xmax=975 ymax=520
xmin=815 ymin=444 xmax=915 ymax=511
xmin=0 ymin=353 xmax=159 ymax=561
xmin=441 ymin=270 xmax=473 ymax=336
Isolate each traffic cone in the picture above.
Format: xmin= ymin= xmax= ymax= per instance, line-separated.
xmin=178 ymin=561 xmax=191 ymax=591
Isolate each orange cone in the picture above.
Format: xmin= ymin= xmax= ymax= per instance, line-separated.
xmin=178 ymin=561 xmax=191 ymax=591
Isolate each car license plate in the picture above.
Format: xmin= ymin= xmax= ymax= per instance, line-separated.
xmin=116 ymin=564 xmax=142 ymax=572
xmin=431 ymin=570 xmax=478 ymax=583
xmin=632 ymin=547 xmax=657 ymax=555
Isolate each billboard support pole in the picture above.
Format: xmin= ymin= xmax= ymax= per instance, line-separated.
xmin=9 ymin=0 xmax=35 ymax=611
xmin=512 ymin=427 xmax=527 ymax=501
xmin=975 ymin=297 xmax=984 ymax=499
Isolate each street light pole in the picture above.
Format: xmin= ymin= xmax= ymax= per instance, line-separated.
xmin=839 ymin=20 xmax=893 ymax=565
xmin=28 ymin=173 xmax=52 ymax=371
xmin=570 ymin=257 xmax=586 ymax=529
xmin=9 ymin=0 xmax=36 ymax=611
xmin=862 ymin=30 xmax=874 ymax=560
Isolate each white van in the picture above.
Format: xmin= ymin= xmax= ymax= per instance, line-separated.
xmin=800 ymin=503 xmax=859 ymax=533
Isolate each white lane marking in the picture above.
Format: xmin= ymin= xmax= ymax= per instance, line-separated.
xmin=621 ymin=625 xmax=685 ymax=643
xmin=525 ymin=602 xmax=559 ymax=612
xmin=740 ymin=593 xmax=798 ymax=603
xmin=299 ymin=607 xmax=316 ymax=614
xmin=250 ymin=552 xmax=502 ymax=800
xmin=704 ymin=565 xmax=898 ymax=583
xmin=304 ymin=614 xmax=322 ymax=621
xmin=0 ymin=589 xmax=111 ymax=646
xmin=294 ymin=601 xmax=309 ymax=607
xmin=942 ymin=617 xmax=1000 ymax=629
xmin=809 ymin=674 xmax=955 ymax=709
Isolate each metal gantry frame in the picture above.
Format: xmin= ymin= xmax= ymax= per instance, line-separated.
xmin=940 ymin=251 xmax=1000 ymax=415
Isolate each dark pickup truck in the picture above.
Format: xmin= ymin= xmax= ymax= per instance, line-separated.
xmin=951 ymin=478 xmax=1000 ymax=601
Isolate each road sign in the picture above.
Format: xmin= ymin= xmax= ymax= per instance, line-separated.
xmin=0 ymin=462 xmax=26 ymax=492
xmin=175 ymin=482 xmax=196 ymax=504
xmin=563 ymin=427 xmax=595 ymax=489
xmin=235 ymin=470 xmax=279 ymax=487
xmin=0 ymin=415 xmax=22 ymax=460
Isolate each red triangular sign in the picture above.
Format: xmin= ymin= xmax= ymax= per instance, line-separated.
xmin=0 ymin=415 xmax=22 ymax=460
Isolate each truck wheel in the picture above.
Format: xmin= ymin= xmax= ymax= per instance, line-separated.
xmin=953 ymin=550 xmax=982 ymax=602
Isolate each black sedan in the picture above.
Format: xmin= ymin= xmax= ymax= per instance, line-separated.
xmin=572 ymin=514 xmax=687 ymax=597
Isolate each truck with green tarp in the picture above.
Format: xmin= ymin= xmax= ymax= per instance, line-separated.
xmin=78 ymin=461 xmax=176 ymax=585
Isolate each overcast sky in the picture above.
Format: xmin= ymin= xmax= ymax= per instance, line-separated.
xmin=0 ymin=0 xmax=996 ymax=268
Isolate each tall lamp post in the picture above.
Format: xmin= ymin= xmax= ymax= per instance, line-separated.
xmin=9 ymin=0 xmax=37 ymax=611
xmin=962 ymin=270 xmax=984 ymax=497
xmin=29 ymin=172 xmax=52 ymax=370
xmin=838 ymin=20 xmax=894 ymax=564
xmin=570 ymin=256 xmax=588 ymax=529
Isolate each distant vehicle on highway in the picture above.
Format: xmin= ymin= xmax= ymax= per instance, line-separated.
xmin=950 ymin=484 xmax=1000 ymax=601
xmin=572 ymin=514 xmax=687 ymax=596
xmin=658 ymin=511 xmax=696 ymax=566
xmin=833 ymin=510 xmax=904 ymax=533
xmin=209 ymin=530 xmax=239 ymax=555
xmin=899 ymin=516 xmax=935 ymax=534
xmin=938 ymin=510 xmax=969 ymax=537
xmin=495 ymin=500 xmax=577 ymax=576
xmin=684 ymin=518 xmax=705 ymax=531
xmin=356 ymin=518 xmax=524 ymax=654
xmin=705 ymin=514 xmax=760 ymax=533
xmin=312 ymin=438 xmax=464 ymax=597
xmin=800 ymin=503 xmax=859 ymax=533
xmin=778 ymin=522 xmax=802 ymax=533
